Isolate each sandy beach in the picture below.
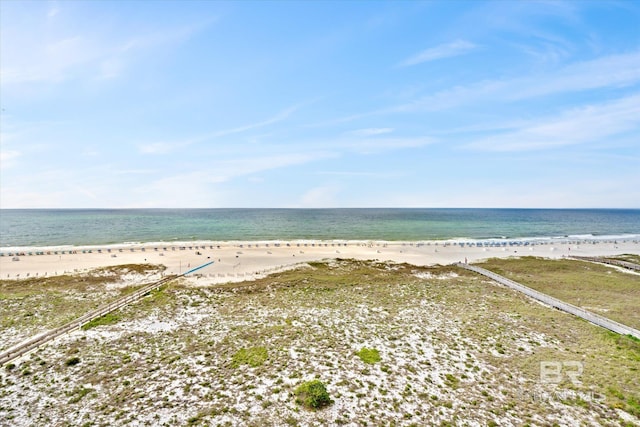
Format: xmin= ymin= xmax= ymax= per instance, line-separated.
xmin=2 ymin=238 xmax=638 ymax=284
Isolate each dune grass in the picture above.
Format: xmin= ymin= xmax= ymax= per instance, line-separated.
xmin=0 ymin=264 xmax=166 ymax=352
xmin=476 ymin=256 xmax=640 ymax=329
xmin=1 ymin=259 xmax=638 ymax=426
xmin=356 ymin=347 xmax=381 ymax=364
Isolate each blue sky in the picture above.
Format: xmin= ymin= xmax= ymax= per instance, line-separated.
xmin=1 ymin=1 xmax=639 ymax=208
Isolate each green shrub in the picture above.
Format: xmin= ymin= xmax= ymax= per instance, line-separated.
xmin=356 ymin=347 xmax=381 ymax=364
xmin=231 ymin=346 xmax=268 ymax=368
xmin=81 ymin=312 xmax=120 ymax=330
xmin=294 ymin=379 xmax=332 ymax=410
xmin=65 ymin=357 xmax=80 ymax=366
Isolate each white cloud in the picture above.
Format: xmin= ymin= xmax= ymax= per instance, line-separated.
xmin=139 ymin=142 xmax=181 ymax=155
xmin=394 ymin=50 xmax=640 ymax=113
xmin=206 ymin=105 xmax=301 ymax=138
xmin=386 ymin=172 xmax=640 ymax=209
xmin=127 ymin=152 xmax=335 ymax=207
xmin=298 ymin=185 xmax=340 ymax=208
xmin=316 ymin=171 xmax=403 ymax=178
xmin=313 ymin=49 xmax=640 ymax=126
xmin=510 ymin=51 xmax=640 ymax=100
xmin=341 ymin=136 xmax=435 ymax=154
xmin=399 ymin=40 xmax=476 ymax=67
xmin=113 ymin=169 xmax=157 ymax=175
xmin=347 ymin=128 xmax=394 ymax=136
xmin=47 ymin=6 xmax=59 ymax=19
xmin=138 ymin=104 xmax=303 ymax=155
xmin=217 ymin=152 xmax=337 ymax=180
xmin=0 ymin=150 xmax=20 ymax=169
xmin=465 ymin=93 xmax=640 ymax=151
xmin=147 ymin=151 xmax=335 ymax=189
xmin=0 ymin=7 xmax=211 ymax=86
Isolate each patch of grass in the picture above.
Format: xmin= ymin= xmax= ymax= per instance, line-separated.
xmin=626 ymin=395 xmax=640 ymax=418
xmin=477 ymin=257 xmax=640 ymax=329
xmin=444 ymin=374 xmax=460 ymax=389
xmin=67 ymin=387 xmax=94 ymax=404
xmin=93 ymin=264 xmax=166 ymax=276
xmin=356 ymin=347 xmax=381 ymax=364
xmin=81 ymin=312 xmax=121 ymax=330
xmin=294 ymin=379 xmax=332 ymax=410
xmin=231 ymin=346 xmax=268 ymax=368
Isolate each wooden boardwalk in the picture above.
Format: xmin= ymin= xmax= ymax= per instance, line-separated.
xmin=568 ymin=255 xmax=640 ymax=272
xmin=457 ymin=263 xmax=640 ymax=339
xmin=0 ymin=261 xmax=213 ymax=366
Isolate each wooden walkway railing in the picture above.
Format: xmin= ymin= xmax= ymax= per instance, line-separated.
xmin=568 ymin=256 xmax=640 ymax=272
xmin=0 ymin=261 xmax=214 ymax=366
xmin=457 ymin=263 xmax=640 ymax=339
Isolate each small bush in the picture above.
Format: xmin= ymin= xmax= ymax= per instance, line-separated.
xmin=356 ymin=347 xmax=381 ymax=364
xmin=294 ymin=379 xmax=332 ymax=410
xmin=231 ymin=346 xmax=268 ymax=368
xmin=65 ymin=357 xmax=81 ymax=366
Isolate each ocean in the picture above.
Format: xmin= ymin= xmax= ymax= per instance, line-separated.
xmin=1 ymin=208 xmax=639 ymax=248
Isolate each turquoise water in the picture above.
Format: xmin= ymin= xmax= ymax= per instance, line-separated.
xmin=1 ymin=209 xmax=639 ymax=247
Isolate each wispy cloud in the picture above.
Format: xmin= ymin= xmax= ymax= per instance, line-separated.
xmin=47 ymin=4 xmax=60 ymax=19
xmin=401 ymin=50 xmax=640 ymax=112
xmin=398 ymin=40 xmax=476 ymax=67
xmin=347 ymin=128 xmax=394 ymax=136
xmin=0 ymin=7 xmax=212 ymax=85
xmin=316 ymin=170 xmax=405 ymax=178
xmin=324 ymin=49 xmax=640 ymax=126
xmin=138 ymin=104 xmax=303 ymax=155
xmin=0 ymin=150 xmax=20 ymax=169
xmin=298 ymin=185 xmax=341 ymax=208
xmin=341 ymin=136 xmax=435 ymax=154
xmin=206 ymin=105 xmax=300 ymax=139
xmin=465 ymin=93 xmax=640 ymax=151
xmin=129 ymin=151 xmax=337 ymax=207
xmin=113 ymin=169 xmax=157 ymax=175
xmin=138 ymin=141 xmax=186 ymax=155
xmin=510 ymin=51 xmax=640 ymax=100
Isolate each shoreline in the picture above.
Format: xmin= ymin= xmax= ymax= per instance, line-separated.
xmin=2 ymin=238 xmax=639 ymax=284
xmin=2 ymin=234 xmax=639 ymax=252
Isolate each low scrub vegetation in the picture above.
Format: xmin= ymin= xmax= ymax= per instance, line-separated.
xmin=81 ymin=313 xmax=121 ymax=330
xmin=356 ymin=347 xmax=381 ymax=364
xmin=231 ymin=346 xmax=268 ymax=368
xmin=294 ymin=379 xmax=332 ymax=410
xmin=1 ymin=259 xmax=638 ymax=426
